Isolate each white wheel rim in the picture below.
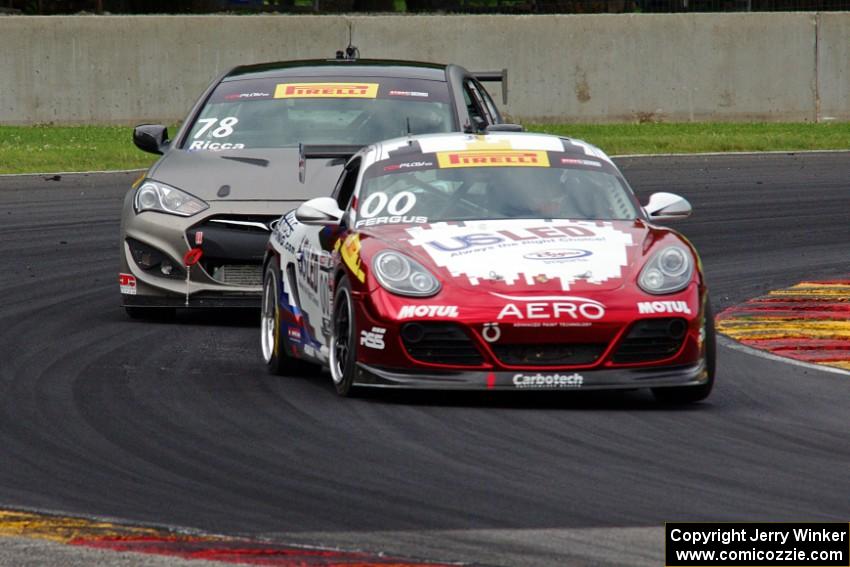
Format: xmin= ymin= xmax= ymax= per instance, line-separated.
xmin=329 ymin=287 xmax=353 ymax=385
xmin=260 ymin=272 xmax=276 ymax=363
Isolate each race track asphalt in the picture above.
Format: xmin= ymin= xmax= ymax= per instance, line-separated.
xmin=0 ymin=152 xmax=848 ymax=566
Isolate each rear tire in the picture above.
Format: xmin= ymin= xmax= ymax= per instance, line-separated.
xmin=261 ymin=257 xmax=316 ymax=376
xmin=329 ymin=275 xmax=358 ymax=397
xmin=652 ymin=299 xmax=716 ymax=404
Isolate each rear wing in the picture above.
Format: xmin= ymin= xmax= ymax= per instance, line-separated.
xmin=298 ymin=143 xmax=361 ymax=183
xmin=472 ymin=69 xmax=508 ymax=104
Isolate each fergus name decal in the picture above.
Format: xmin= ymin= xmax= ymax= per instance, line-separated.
xmin=493 ymin=293 xmax=605 ymax=321
xmin=513 ymin=373 xmax=583 ymax=389
xmin=398 ymin=305 xmax=459 ymax=318
xmin=637 ymin=301 xmax=692 ymax=315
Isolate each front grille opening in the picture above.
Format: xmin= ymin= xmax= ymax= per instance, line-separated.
xmin=208 ymin=263 xmax=263 ymax=286
xmin=493 ymin=343 xmax=606 ymax=366
xmin=401 ymin=323 xmax=484 ymax=366
xmin=612 ymin=318 xmax=688 ymax=364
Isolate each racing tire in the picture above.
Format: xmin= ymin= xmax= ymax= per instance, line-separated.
xmin=652 ymin=300 xmax=716 ymax=404
xmin=261 ymin=257 xmax=316 ymax=376
xmin=124 ymin=306 xmax=175 ymax=321
xmin=329 ymin=275 xmax=358 ymax=397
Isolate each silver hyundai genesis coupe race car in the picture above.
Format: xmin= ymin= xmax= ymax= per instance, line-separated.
xmin=119 ymin=55 xmax=507 ymax=318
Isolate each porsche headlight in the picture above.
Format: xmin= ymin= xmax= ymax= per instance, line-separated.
xmin=638 ymin=246 xmax=694 ymax=294
xmin=373 ymin=251 xmax=440 ymax=297
xmin=134 ymin=180 xmax=208 ymax=217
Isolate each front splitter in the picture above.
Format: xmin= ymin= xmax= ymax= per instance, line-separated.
xmin=355 ymin=359 xmax=708 ymax=391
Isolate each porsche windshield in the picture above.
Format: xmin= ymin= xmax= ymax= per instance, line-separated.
xmin=355 ymin=153 xmax=639 ymax=228
xmin=183 ymin=77 xmax=454 ymax=150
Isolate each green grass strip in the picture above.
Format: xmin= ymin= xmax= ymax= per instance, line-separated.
xmin=530 ymin=122 xmax=850 ymax=156
xmin=2 ymin=122 xmax=850 ymax=174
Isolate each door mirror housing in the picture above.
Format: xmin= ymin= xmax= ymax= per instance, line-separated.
xmin=295 ymin=197 xmax=344 ymax=226
xmin=133 ymin=124 xmax=169 ymax=155
xmin=644 ymin=192 xmax=692 ymax=221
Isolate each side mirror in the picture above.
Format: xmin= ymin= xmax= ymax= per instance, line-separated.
xmin=644 ymin=192 xmax=692 ymax=221
xmin=133 ymin=124 xmax=169 ymax=155
xmin=295 ymin=197 xmax=343 ymax=226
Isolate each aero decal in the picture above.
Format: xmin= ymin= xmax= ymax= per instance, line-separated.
xmin=717 ymin=278 xmax=850 ymax=371
xmin=436 ymin=150 xmax=549 ymax=168
xmin=492 ymin=293 xmax=606 ymax=320
xmin=406 ymin=219 xmax=633 ymax=291
xmin=0 ymin=509 xmax=458 ymax=566
xmin=274 ymin=83 xmax=379 ymax=99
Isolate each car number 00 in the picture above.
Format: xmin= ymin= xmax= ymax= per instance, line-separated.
xmin=359 ymin=191 xmax=416 ymax=219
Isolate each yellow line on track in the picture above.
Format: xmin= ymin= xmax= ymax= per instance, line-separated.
xmin=0 ymin=510 xmax=162 ymax=543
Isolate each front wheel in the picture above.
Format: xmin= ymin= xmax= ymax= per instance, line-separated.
xmin=652 ymin=299 xmax=716 ymax=404
xmin=261 ymin=257 xmax=316 ymax=376
xmin=329 ymin=275 xmax=358 ymax=397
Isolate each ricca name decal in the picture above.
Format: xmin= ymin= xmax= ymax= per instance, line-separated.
xmin=513 ymin=373 xmax=584 ymax=388
xmin=637 ymin=300 xmax=692 ymax=315
xmin=188 ymin=141 xmax=246 ymax=151
xmin=274 ymin=82 xmax=379 ymax=99
xmin=493 ymin=293 xmax=606 ymax=320
xmin=398 ymin=305 xmax=459 ymax=318
xmin=436 ymin=150 xmax=550 ymax=169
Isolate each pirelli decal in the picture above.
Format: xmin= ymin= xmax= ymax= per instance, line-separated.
xmin=274 ymin=82 xmax=379 ymax=99
xmin=436 ymin=150 xmax=550 ymax=168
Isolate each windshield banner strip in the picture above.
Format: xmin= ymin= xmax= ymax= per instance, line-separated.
xmin=436 ymin=150 xmax=550 ymax=168
xmin=273 ymin=82 xmax=379 ymax=99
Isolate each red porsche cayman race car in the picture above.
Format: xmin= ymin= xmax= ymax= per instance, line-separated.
xmin=261 ymin=132 xmax=715 ymax=403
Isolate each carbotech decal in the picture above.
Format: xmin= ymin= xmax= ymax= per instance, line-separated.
xmin=436 ymin=150 xmax=549 ymax=168
xmin=406 ymin=219 xmax=633 ymax=291
xmin=513 ymin=372 xmax=584 ymax=389
xmin=339 ymin=234 xmax=366 ymax=283
xmin=274 ymin=82 xmax=379 ymax=99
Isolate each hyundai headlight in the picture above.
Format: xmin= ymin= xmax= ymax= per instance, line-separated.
xmin=134 ymin=180 xmax=208 ymax=217
xmin=638 ymin=246 xmax=694 ymax=294
xmin=373 ymin=251 xmax=440 ymax=297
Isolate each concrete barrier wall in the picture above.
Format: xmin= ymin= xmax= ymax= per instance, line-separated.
xmin=0 ymin=13 xmax=843 ymax=124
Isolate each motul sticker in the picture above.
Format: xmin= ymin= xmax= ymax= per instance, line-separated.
xmin=436 ymin=150 xmax=549 ymax=168
xmin=274 ymin=83 xmax=379 ymax=99
xmin=119 ymin=273 xmax=137 ymax=295
xmin=397 ymin=305 xmax=459 ymax=318
xmin=637 ymin=300 xmax=692 ymax=315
